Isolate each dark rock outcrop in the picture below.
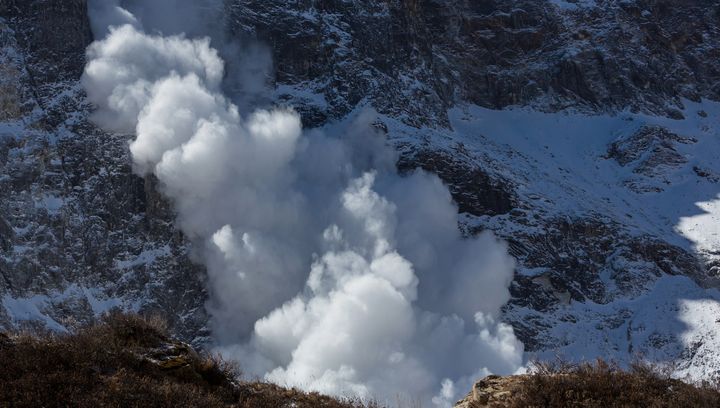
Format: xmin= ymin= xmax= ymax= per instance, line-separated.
xmin=229 ymin=0 xmax=720 ymax=127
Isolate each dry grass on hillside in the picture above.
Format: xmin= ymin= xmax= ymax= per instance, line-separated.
xmin=0 ymin=312 xmax=379 ymax=408
xmin=4 ymin=313 xmax=720 ymax=407
xmin=506 ymin=359 xmax=720 ymax=408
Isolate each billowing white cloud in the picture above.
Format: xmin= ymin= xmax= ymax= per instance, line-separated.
xmin=83 ymin=2 xmax=524 ymax=405
xmin=87 ymin=0 xmax=139 ymax=39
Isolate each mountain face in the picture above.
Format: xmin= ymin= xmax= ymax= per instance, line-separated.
xmin=230 ymin=0 xmax=720 ymax=125
xmin=0 ymin=0 xmax=209 ymax=342
xmin=2 ymin=0 xmax=720 ymax=383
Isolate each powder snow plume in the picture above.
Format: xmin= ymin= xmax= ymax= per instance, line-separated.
xmin=83 ymin=1 xmax=524 ymax=405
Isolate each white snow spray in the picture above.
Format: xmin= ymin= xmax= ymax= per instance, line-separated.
xmin=83 ymin=1 xmax=524 ymax=405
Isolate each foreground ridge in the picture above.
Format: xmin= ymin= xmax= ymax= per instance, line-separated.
xmin=2 ymin=312 xmax=719 ymax=407
xmin=455 ymin=361 xmax=720 ymax=408
xmin=0 ymin=313 xmax=377 ymax=408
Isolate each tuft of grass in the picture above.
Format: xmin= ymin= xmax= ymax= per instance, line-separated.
xmin=236 ymin=382 xmax=382 ymax=408
xmin=507 ymin=358 xmax=720 ymax=408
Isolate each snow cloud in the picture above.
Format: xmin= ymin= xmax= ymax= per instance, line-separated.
xmin=83 ymin=1 xmax=524 ymax=405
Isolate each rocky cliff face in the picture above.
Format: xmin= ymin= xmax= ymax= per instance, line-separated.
xmin=0 ymin=0 xmax=208 ymax=342
xmin=2 ymin=0 xmax=720 ymax=383
xmin=230 ymin=0 xmax=720 ymax=126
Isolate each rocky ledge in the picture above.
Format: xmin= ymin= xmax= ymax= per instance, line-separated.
xmin=454 ymin=375 xmax=525 ymax=408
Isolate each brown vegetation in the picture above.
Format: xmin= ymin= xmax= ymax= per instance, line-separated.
xmin=0 ymin=312 xmax=377 ymax=408
xmin=459 ymin=359 xmax=720 ymax=407
xmin=512 ymin=359 xmax=720 ymax=408
xmin=4 ymin=314 xmax=720 ymax=407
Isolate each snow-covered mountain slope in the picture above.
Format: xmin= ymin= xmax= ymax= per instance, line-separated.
xmin=1 ymin=0 xmax=720 ymax=383
xmin=385 ymin=102 xmax=720 ymax=379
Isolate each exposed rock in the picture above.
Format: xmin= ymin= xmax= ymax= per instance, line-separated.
xmin=502 ymin=215 xmax=710 ymax=353
xmin=229 ymin=0 xmax=720 ymax=127
xmin=144 ymin=340 xmax=200 ymax=371
xmin=398 ymin=149 xmax=516 ymax=216
xmin=608 ymin=126 xmax=696 ymax=167
xmin=607 ymin=125 xmax=697 ymax=192
xmin=454 ymin=375 xmax=525 ymax=408
xmin=0 ymin=0 xmax=92 ymax=99
xmin=693 ymin=166 xmax=720 ymax=183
